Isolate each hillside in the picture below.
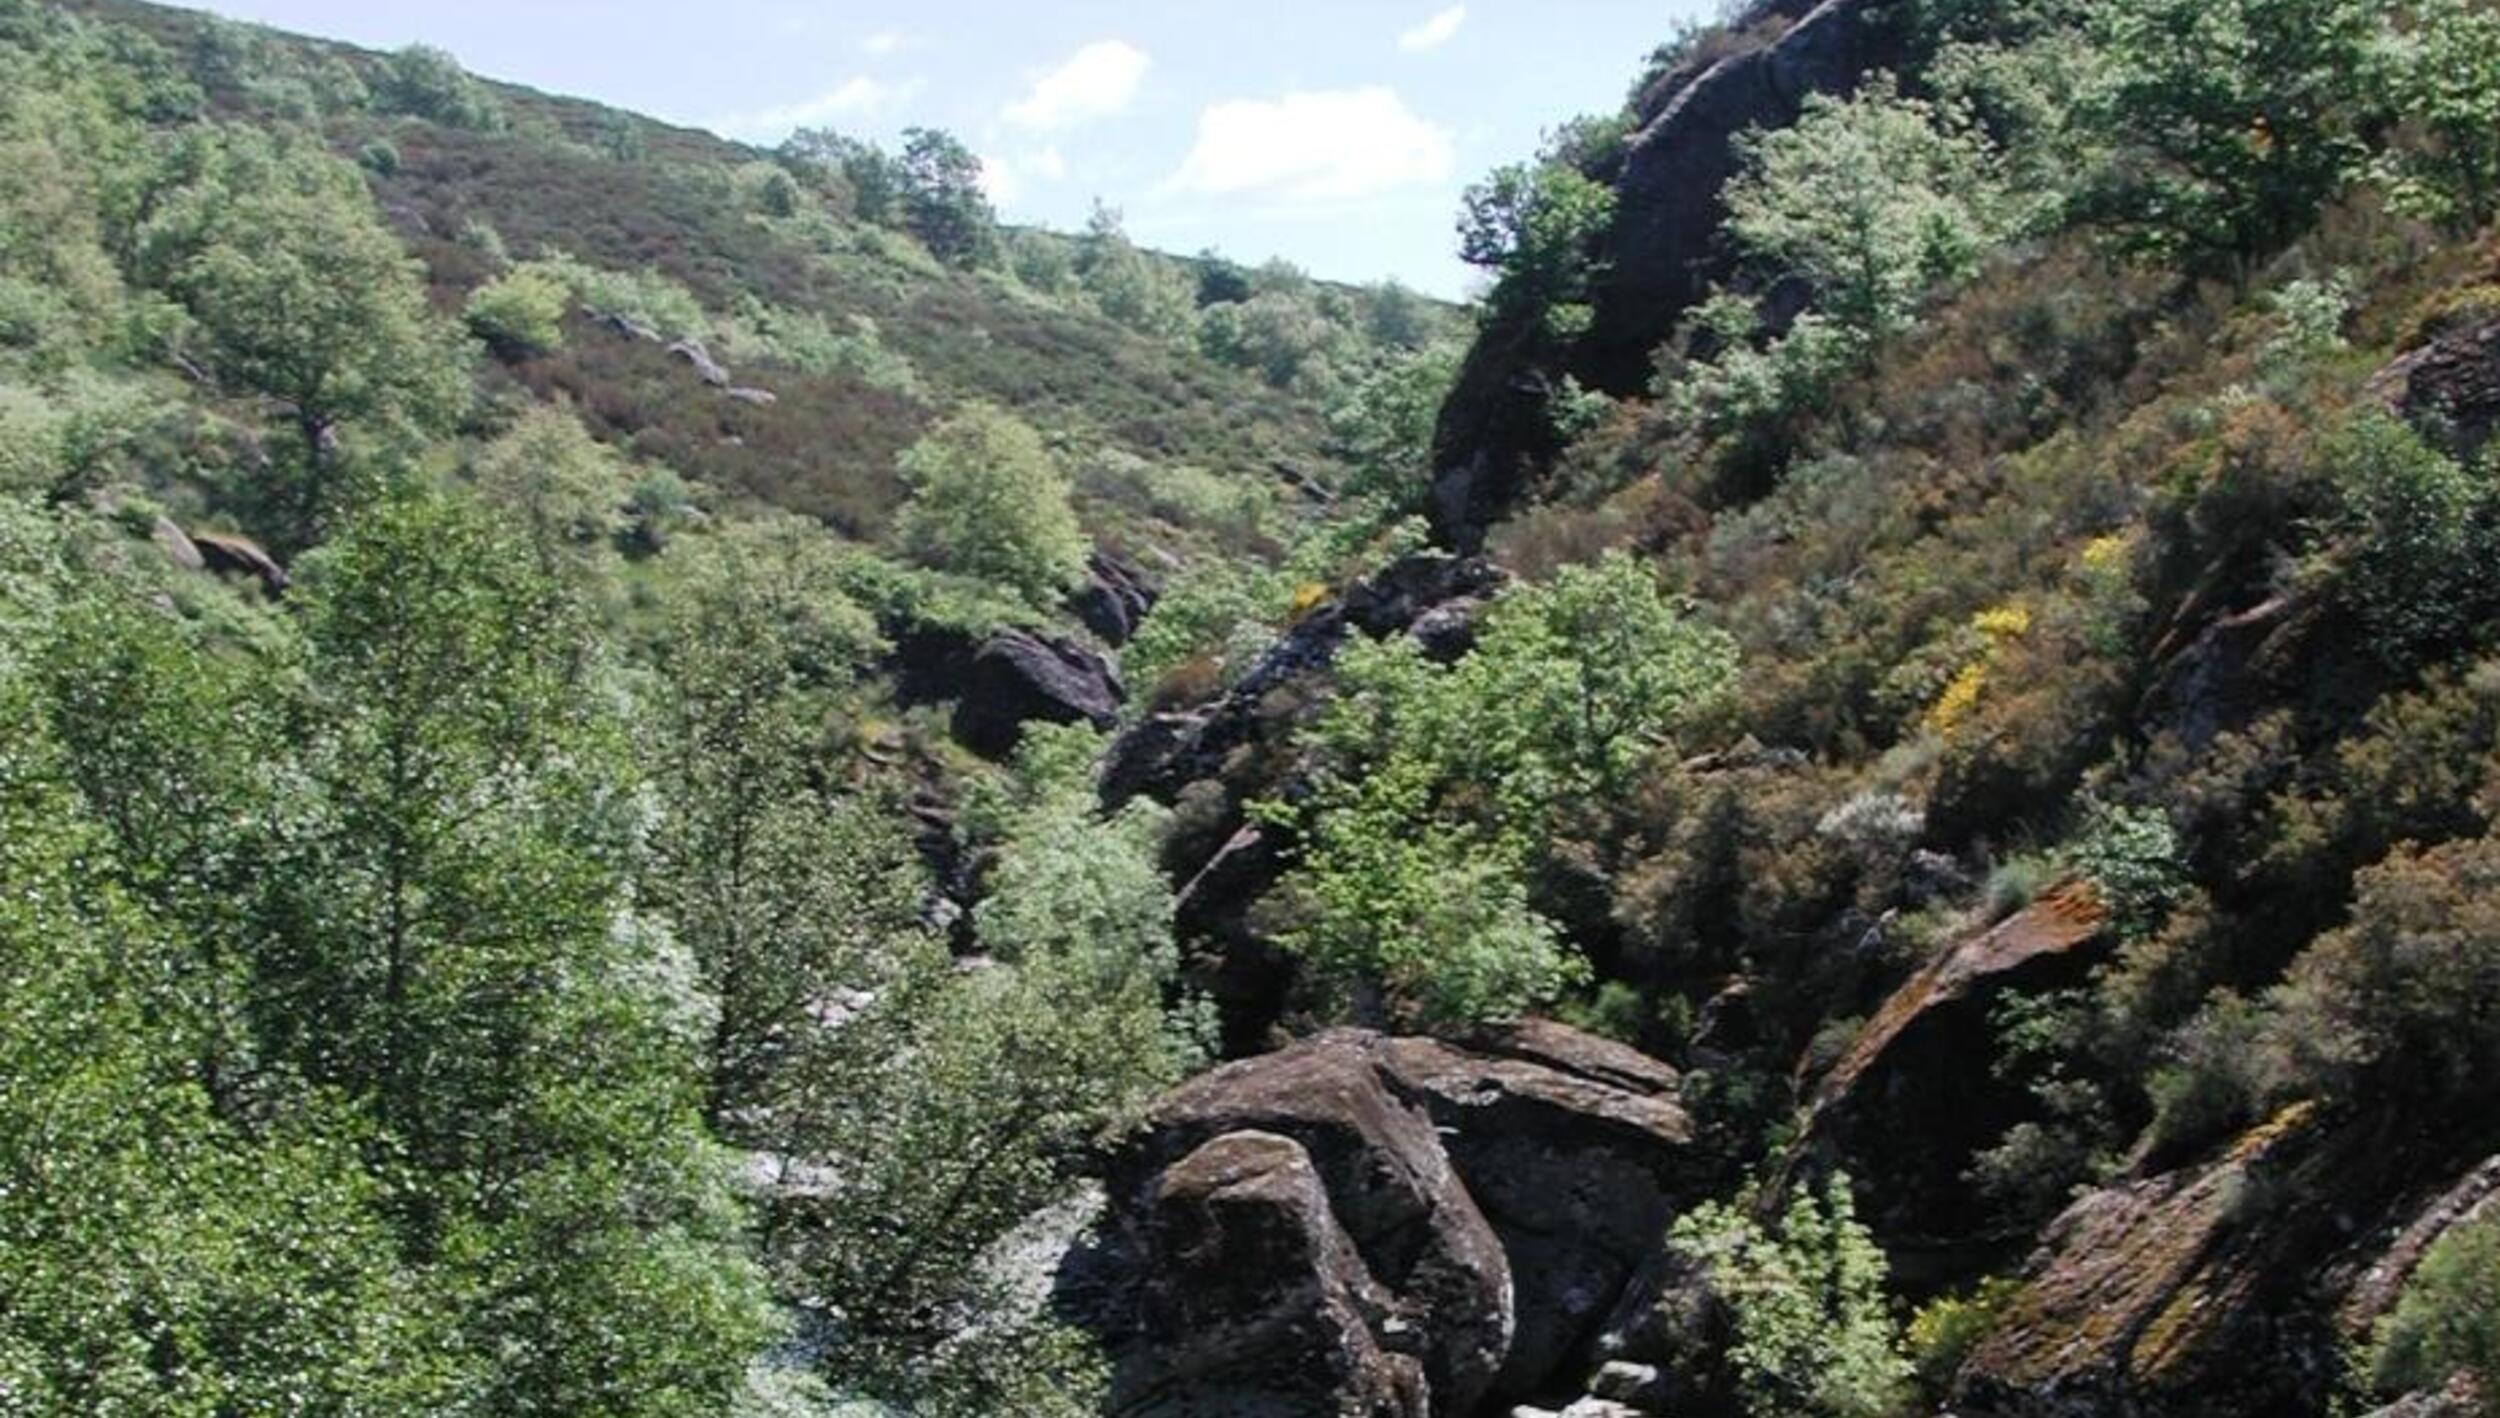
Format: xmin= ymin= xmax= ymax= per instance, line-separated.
xmin=9 ymin=0 xmax=2500 ymax=1417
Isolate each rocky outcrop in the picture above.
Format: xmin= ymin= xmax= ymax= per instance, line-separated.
xmin=1104 ymin=552 xmax=1507 ymax=809
xmin=950 ymin=628 xmax=1124 ymax=758
xmin=2370 ymin=307 xmax=2500 ymax=460
xmin=189 ymin=528 xmax=289 ymax=597
xmin=1795 ymin=883 xmax=2110 ymax=1279
xmin=665 ymin=336 xmax=731 ymax=387
xmin=1586 ymin=0 xmax=1906 ymax=386
xmin=1101 ymin=553 xmax=1508 ymax=1051
xmin=1948 ymin=1099 xmax=2500 ymax=1418
xmin=1428 ymin=0 xmax=1907 ymax=544
xmin=1088 ymin=1024 xmax=1697 ymax=1416
xmin=1071 ymin=549 xmax=1159 ymax=646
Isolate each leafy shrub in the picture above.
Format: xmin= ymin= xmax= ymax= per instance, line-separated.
xmin=1667 ymin=1177 xmax=1911 ymax=1418
xmin=2320 ymin=411 xmax=2496 ymax=666
xmin=464 ymin=266 xmax=571 ymax=358
xmin=1724 ymin=77 xmax=2012 ymax=342
xmin=1121 ymin=559 xmax=1281 ymax=695
xmin=377 ymin=43 xmax=504 ymax=130
xmin=892 ymin=403 xmax=1086 ymax=607
xmin=1907 ymin=1276 xmax=2023 ymax=1399
xmin=2064 ymin=800 xmax=2186 ymax=938
xmin=2369 ymin=1208 xmax=2500 ymax=1413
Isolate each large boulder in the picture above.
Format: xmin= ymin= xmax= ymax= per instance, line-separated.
xmin=1070 ymin=549 xmax=1160 ymax=647
xmin=950 ymin=628 xmax=1124 ymax=758
xmin=1090 ymin=1024 xmax=1697 ymax=1415
xmin=1116 ymin=1130 xmax=1435 ymax=1418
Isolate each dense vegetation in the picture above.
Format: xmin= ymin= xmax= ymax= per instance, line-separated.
xmin=14 ymin=0 xmax=2500 ymax=1413
xmin=0 ymin=1 xmax=1449 ymax=1412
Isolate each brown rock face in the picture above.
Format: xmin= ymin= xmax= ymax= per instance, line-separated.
xmin=1796 ymin=883 xmax=2110 ymax=1277
xmin=1949 ymin=1103 xmax=2496 ymax=1418
xmin=1094 ymin=1024 xmax=1697 ymax=1416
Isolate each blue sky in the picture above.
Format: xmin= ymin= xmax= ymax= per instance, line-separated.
xmin=190 ymin=1 xmax=1715 ymax=298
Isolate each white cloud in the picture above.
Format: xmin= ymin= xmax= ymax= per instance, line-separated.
xmin=1003 ymin=40 xmax=1150 ymax=131
xmin=977 ymin=153 xmax=1021 ymax=206
xmin=1397 ymin=5 xmax=1466 ymax=52
xmin=860 ymin=29 xmax=918 ymax=55
xmin=979 ymin=147 xmax=1072 ymax=209
xmin=1168 ymin=87 xmax=1454 ymax=201
xmin=707 ymin=75 xmax=923 ymax=143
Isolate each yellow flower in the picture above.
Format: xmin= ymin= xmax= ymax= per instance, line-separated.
xmin=1925 ymin=661 xmax=1989 ymax=735
xmin=1289 ymin=581 xmax=1331 ymax=617
xmin=1971 ymin=604 xmax=2032 ymax=641
xmin=2080 ymin=535 xmax=2131 ymax=574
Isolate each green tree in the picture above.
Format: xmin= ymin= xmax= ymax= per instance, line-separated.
xmin=2379 ymin=0 xmax=2500 ymax=228
xmin=0 ymin=528 xmax=459 ymax=1413
xmin=897 ymin=126 xmax=995 ymax=268
xmin=468 ymin=404 xmax=632 ymax=573
xmin=1457 ymin=157 xmax=1616 ymax=336
xmin=1077 ymin=201 xmax=1195 ymax=339
xmin=1668 ymin=1177 xmax=1911 ymax=1418
xmin=135 ymin=126 xmax=467 ymax=545
xmin=644 ymin=521 xmax=903 ymax=1132
xmin=464 ymin=263 xmax=572 ymax=358
xmin=1725 ymin=78 xmax=2010 ymax=341
xmin=781 ymin=128 xmax=902 ymax=224
xmin=1272 ymin=552 xmax=1737 ymax=1027
xmin=893 ymin=403 xmax=1087 ymax=606
xmin=377 ymin=42 xmax=504 ymax=130
xmin=280 ymin=487 xmax=773 ymax=1413
xmin=769 ymin=726 xmax=1192 ymax=1413
xmin=2079 ymin=0 xmax=2377 ymax=261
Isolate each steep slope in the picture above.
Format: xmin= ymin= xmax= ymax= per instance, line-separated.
xmin=1082 ymin=2 xmax=2500 ymax=1415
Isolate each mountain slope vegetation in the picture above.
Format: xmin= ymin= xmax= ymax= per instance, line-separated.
xmin=10 ymin=0 xmax=2500 ymax=1416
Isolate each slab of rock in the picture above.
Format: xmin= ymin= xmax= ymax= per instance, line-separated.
xmin=950 ymin=628 xmax=1123 ymax=758
xmin=1093 ymin=1024 xmax=1697 ymax=1415
xmin=2336 ymin=1153 xmax=2500 ymax=1341
xmin=1796 ymin=883 xmax=2110 ymax=1268
xmin=666 ymin=336 xmax=731 ymax=387
xmin=189 ymin=528 xmax=289 ymax=597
